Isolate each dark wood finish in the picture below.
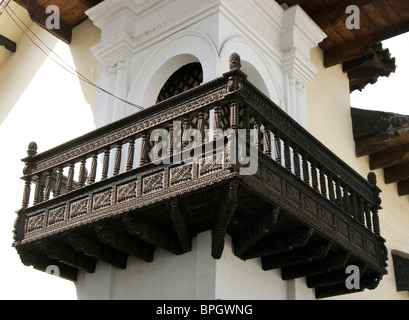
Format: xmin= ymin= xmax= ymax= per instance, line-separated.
xmin=0 ymin=34 xmax=17 ymax=53
xmin=15 ymin=0 xmax=73 ymax=43
xmin=13 ymin=54 xmax=388 ymax=299
xmin=351 ymin=107 xmax=409 ymax=197
xmin=14 ymin=0 xmax=103 ymax=43
xmin=392 ymin=250 xmax=409 ymax=292
xmin=277 ymin=0 xmax=409 ymax=67
xmin=343 ymin=43 xmax=396 ymax=92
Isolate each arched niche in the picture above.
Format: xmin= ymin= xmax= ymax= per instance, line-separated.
xmin=220 ymin=37 xmax=283 ymax=107
xmin=127 ymin=30 xmax=218 ymax=109
xmin=156 ymin=62 xmax=203 ymax=103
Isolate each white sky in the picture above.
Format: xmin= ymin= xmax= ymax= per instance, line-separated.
xmin=0 ymin=23 xmax=408 ymax=300
xmin=0 ymin=41 xmax=94 ymax=300
xmin=350 ymin=32 xmax=409 ymax=115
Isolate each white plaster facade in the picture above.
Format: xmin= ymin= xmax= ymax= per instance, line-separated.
xmin=1 ymin=0 xmax=408 ymax=301
xmin=75 ymin=0 xmax=327 ymax=300
xmin=87 ymin=0 xmax=325 ymax=128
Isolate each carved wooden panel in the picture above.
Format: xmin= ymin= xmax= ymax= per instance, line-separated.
xmin=27 ymin=214 xmax=45 ymax=233
xmin=199 ymin=155 xmax=223 ymax=177
xmin=93 ymin=190 xmax=112 ymax=212
xmin=48 ymin=206 xmax=65 ymax=226
xmin=117 ymin=181 xmax=137 ymax=204
xmin=142 ymin=173 xmax=164 ymax=195
xmin=265 ymin=169 xmax=282 ymax=193
xmin=170 ymin=164 xmax=193 ymax=186
xmin=70 ymin=198 xmax=88 ymax=219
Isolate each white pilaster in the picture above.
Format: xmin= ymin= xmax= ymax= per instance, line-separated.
xmin=79 ymin=0 xmax=330 ymax=301
xmin=280 ymin=5 xmax=327 ymax=127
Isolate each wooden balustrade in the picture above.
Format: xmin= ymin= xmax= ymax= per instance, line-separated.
xmin=14 ymin=54 xmax=386 ymax=296
xmin=18 ymin=60 xmax=382 ymax=239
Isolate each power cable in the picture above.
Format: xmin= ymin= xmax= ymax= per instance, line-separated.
xmin=3 ymin=4 xmax=144 ymax=111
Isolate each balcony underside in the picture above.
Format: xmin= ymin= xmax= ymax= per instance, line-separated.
xmin=15 ymin=153 xmax=386 ymax=299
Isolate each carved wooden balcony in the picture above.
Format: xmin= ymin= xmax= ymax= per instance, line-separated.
xmin=13 ymin=54 xmax=388 ymax=299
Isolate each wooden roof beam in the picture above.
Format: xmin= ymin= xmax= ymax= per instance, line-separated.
xmin=311 ymin=0 xmax=375 ymax=29
xmin=0 ymin=34 xmax=17 ymax=52
xmin=67 ymin=233 xmax=128 ymax=269
xmin=95 ymin=223 xmax=155 ymax=262
xmin=212 ymin=181 xmax=238 ymax=259
xmin=398 ymin=179 xmax=409 ymax=196
xmin=15 ymin=0 xmax=72 ymax=43
xmin=233 ymin=207 xmax=280 ymax=258
xmin=369 ymin=144 xmax=409 ymax=170
xmin=384 ymin=162 xmax=409 ymax=184
xmin=323 ymin=20 xmax=409 ymax=67
xmin=78 ymin=0 xmax=101 ymax=7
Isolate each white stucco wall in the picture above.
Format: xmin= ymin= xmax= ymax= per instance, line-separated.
xmin=307 ymin=47 xmax=409 ymax=300
xmin=3 ymin=0 xmax=407 ymax=301
xmin=0 ymin=13 xmax=99 ymax=299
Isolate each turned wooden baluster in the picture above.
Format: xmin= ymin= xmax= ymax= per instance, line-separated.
xmin=319 ymin=168 xmax=327 ymax=198
xmin=88 ymin=154 xmax=98 ymax=184
xmin=113 ymin=142 xmax=123 ymax=176
xmin=197 ymin=111 xmax=205 ymax=145
xmin=21 ymin=178 xmax=32 ymax=209
xmin=43 ymin=170 xmax=53 ymax=201
xmin=243 ymin=106 xmax=250 ymax=143
xmin=284 ymin=141 xmax=291 ymax=172
xmin=169 ymin=123 xmax=174 ymax=157
xmin=151 ymin=130 xmax=162 ymax=163
xmin=140 ymin=132 xmax=150 ymax=166
xmin=368 ymin=172 xmax=381 ymax=236
xmin=372 ymin=208 xmax=381 ymax=236
xmin=357 ymin=196 xmax=366 ymax=225
xmin=293 ymin=147 xmax=301 ymax=179
xmin=311 ymin=161 xmax=319 ymax=192
xmin=364 ymin=201 xmax=373 ymax=231
xmin=335 ymin=179 xmax=343 ymax=208
xmin=230 ymin=100 xmax=239 ymax=132
xmin=342 ymin=185 xmax=351 ymax=215
xmin=53 ymin=167 xmax=63 ymax=197
xmin=33 ymin=173 xmax=43 ymax=205
xmin=21 ymin=142 xmax=37 ymax=209
xmin=328 ymin=174 xmax=336 ymax=203
xmin=181 ymin=117 xmax=190 ymax=150
xmin=66 ymin=164 xmax=75 ymax=192
xmin=213 ymin=105 xmax=222 ymax=139
xmin=78 ymin=159 xmax=87 ymax=187
xmin=101 ymin=148 xmax=110 ymax=180
xmin=264 ymin=126 xmax=272 ymax=158
xmin=274 ymin=132 xmax=282 ymax=165
xmin=127 ymin=137 xmax=135 ymax=171
xmin=253 ymin=117 xmax=261 ymax=151
xmin=350 ymin=191 xmax=359 ymax=221
xmin=302 ymin=154 xmax=310 ymax=185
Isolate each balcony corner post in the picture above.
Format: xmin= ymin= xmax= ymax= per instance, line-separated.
xmin=227 ymin=53 xmax=244 ymax=93
xmin=21 ymin=142 xmax=38 ymax=210
xmin=368 ymin=172 xmax=382 ymax=236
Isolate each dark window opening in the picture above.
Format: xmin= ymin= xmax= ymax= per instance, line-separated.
xmin=156 ymin=63 xmax=203 ymax=103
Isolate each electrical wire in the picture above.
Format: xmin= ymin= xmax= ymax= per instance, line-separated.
xmin=3 ymin=4 xmax=144 ymax=111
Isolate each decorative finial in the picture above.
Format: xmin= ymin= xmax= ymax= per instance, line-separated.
xmin=368 ymin=172 xmax=377 ymax=186
xmin=229 ymin=53 xmax=241 ymax=71
xmin=27 ymin=142 xmax=38 ymax=157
